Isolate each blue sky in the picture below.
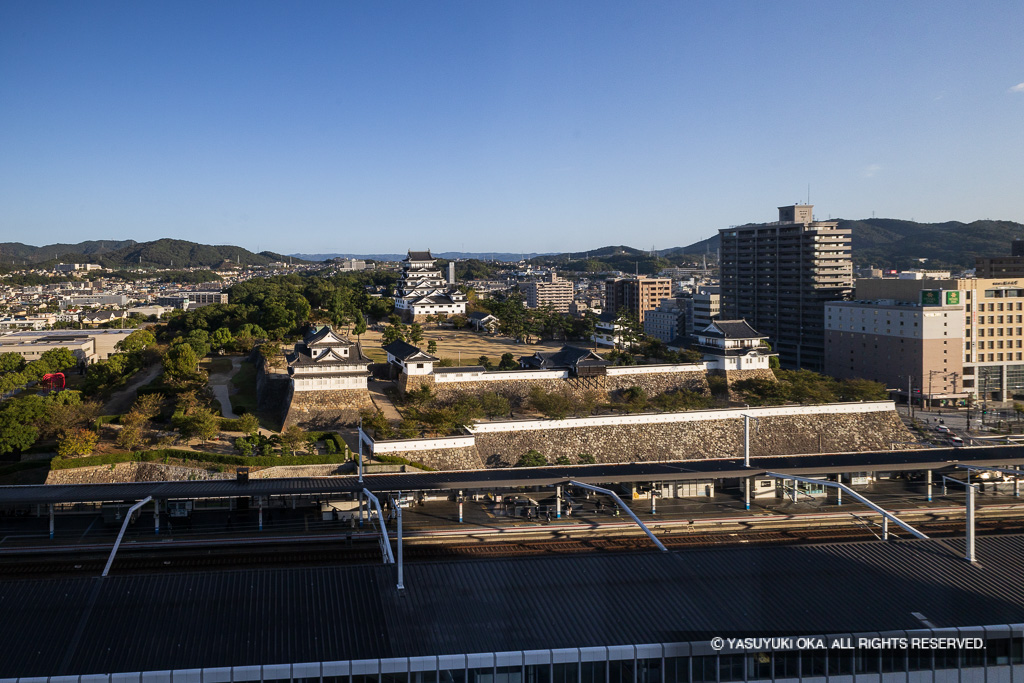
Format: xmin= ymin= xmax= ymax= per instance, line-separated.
xmin=1 ymin=1 xmax=1022 ymax=255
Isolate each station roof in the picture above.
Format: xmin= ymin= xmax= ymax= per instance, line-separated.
xmin=1 ymin=446 xmax=1022 ymax=506
xmin=2 ymin=534 xmax=1023 ymax=677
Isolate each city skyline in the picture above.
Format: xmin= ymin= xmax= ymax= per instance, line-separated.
xmin=2 ymin=1 xmax=1022 ymax=254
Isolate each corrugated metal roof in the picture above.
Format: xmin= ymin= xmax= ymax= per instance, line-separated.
xmin=2 ymin=536 xmax=1024 ymax=677
xmin=2 ymin=446 xmax=1023 ymax=505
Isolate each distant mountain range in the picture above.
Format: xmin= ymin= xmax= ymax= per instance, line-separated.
xmin=289 ymin=251 xmax=553 ymax=262
xmin=4 ymin=217 xmax=1021 ymax=272
xmin=0 ymin=238 xmax=303 ymax=270
xmin=664 ymin=218 xmax=1024 ymax=270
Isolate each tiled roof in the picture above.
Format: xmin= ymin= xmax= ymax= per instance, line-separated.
xmin=406 ymin=250 xmax=434 ymax=261
xmin=699 ymin=319 xmax=765 ymax=339
xmin=383 ymin=340 xmax=438 ymax=362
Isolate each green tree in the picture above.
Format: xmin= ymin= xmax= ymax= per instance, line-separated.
xmin=0 ymin=352 xmax=26 ymax=374
xmin=381 ymin=324 xmax=405 ymax=346
xmin=116 ymin=329 xmax=156 ymax=354
xmin=353 ymin=310 xmax=367 ymax=340
xmin=497 ymin=353 xmax=518 ymax=370
xmin=163 ymin=343 xmax=200 ymax=382
xmin=515 ymin=449 xmax=548 ymax=467
xmin=528 ymin=386 xmax=574 ymax=419
xmin=210 ymin=327 xmax=234 ymax=351
xmin=0 ymin=395 xmax=47 ymax=455
xmin=237 ymin=412 xmax=260 ymax=435
xmin=408 ymin=323 xmax=424 ymax=344
xmin=836 ymin=378 xmax=888 ymax=402
xmin=181 ymin=407 xmax=219 ymax=444
xmin=427 ymin=340 xmax=438 ymax=355
xmin=577 ymin=453 xmax=597 ymax=464
xmin=480 ymin=392 xmax=511 ymax=418
xmin=57 ymin=427 xmax=99 ymax=457
xmin=477 ymin=355 xmax=493 ymax=370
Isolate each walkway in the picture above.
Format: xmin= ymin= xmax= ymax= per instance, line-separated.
xmin=367 ymin=379 xmax=403 ymax=423
xmin=103 ymin=364 xmax=162 ymax=414
xmin=209 ymin=357 xmax=243 ymax=419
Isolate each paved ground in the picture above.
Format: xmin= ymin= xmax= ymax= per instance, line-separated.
xmin=209 ymin=357 xmax=242 ymax=419
xmin=367 ymin=379 xmax=403 ymax=422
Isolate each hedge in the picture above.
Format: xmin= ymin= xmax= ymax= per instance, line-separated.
xmin=50 ymin=449 xmax=352 ymax=471
xmin=373 ymin=454 xmax=435 ymax=471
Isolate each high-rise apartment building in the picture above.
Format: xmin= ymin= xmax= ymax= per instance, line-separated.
xmin=520 ymin=272 xmax=574 ymax=313
xmin=604 ymin=276 xmax=672 ymax=325
xmin=719 ymin=204 xmax=853 ymax=372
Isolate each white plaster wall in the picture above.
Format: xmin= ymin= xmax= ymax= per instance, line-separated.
xmin=467 ymin=401 xmax=896 ymax=434
xmin=605 ymin=364 xmax=705 ymax=376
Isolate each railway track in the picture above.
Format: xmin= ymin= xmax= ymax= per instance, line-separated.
xmin=1 ymin=516 xmax=1021 ymax=578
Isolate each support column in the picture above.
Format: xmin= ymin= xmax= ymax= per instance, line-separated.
xmin=744 ymin=478 xmax=750 ymax=511
xmin=791 ymin=479 xmax=798 ymax=502
xmin=154 ymin=499 xmax=160 ymax=536
xmin=258 ymin=503 xmax=263 ymax=532
xmin=836 ymin=477 xmax=842 ymax=506
xmin=49 ymin=504 xmax=54 ymax=540
xmin=650 ymin=488 xmax=656 ymax=515
xmin=556 ymin=485 xmax=562 ymax=519
xmin=359 ymin=491 xmax=364 ymax=527
xmin=1015 ymin=466 xmax=1020 ymax=498
xmin=458 ymin=490 xmax=463 ymax=523
xmin=966 ymin=485 xmax=976 ymax=563
xmin=882 ymin=516 xmax=889 ymax=541
xmin=396 ymin=493 xmax=404 ymax=591
xmin=927 ymin=470 xmax=933 ymax=503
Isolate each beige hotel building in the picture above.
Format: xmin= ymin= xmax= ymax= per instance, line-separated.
xmin=828 ymin=276 xmax=1024 ymax=404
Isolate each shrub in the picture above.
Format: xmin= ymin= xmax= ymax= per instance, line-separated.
xmin=577 ymin=453 xmax=596 ymax=464
xmin=515 ymin=449 xmax=548 ymax=467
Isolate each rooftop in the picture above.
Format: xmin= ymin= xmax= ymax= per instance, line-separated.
xmin=2 ymin=535 xmax=1023 ymax=677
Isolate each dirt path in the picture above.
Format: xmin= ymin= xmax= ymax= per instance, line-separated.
xmin=103 ymin=364 xmax=162 ymax=415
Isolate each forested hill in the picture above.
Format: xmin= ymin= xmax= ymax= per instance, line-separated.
xmin=0 ymin=240 xmax=136 ymax=266
xmin=843 ymin=218 xmax=1024 ymax=270
xmin=0 ymin=238 xmax=306 ymax=269
xmin=666 ymin=217 xmax=1024 ymax=270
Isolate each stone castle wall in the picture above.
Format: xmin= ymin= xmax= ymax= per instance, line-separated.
xmin=46 ymin=462 xmax=231 ymax=485
xmin=282 ymin=388 xmax=374 ymax=429
xmin=386 ymin=445 xmax=484 ymax=471
xmin=605 ymin=371 xmax=711 ymax=397
xmin=471 ymin=410 xmax=913 ymax=468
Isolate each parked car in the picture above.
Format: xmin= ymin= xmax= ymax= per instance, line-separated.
xmin=935 ymin=425 xmax=950 ymax=434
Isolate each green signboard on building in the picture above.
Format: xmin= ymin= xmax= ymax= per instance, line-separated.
xmin=921 ymin=290 xmax=941 ymax=306
xmin=945 ymin=290 xmax=961 ymax=305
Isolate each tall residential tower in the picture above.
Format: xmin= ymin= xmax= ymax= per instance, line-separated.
xmin=718 ymin=204 xmax=852 ymax=371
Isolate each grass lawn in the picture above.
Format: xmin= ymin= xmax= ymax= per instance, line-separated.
xmin=230 ymin=361 xmax=258 ymax=416
xmin=201 ymin=357 xmax=233 ymax=375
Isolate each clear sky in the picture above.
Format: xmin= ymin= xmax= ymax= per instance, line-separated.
xmin=2 ymin=1 xmax=1022 ymax=256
